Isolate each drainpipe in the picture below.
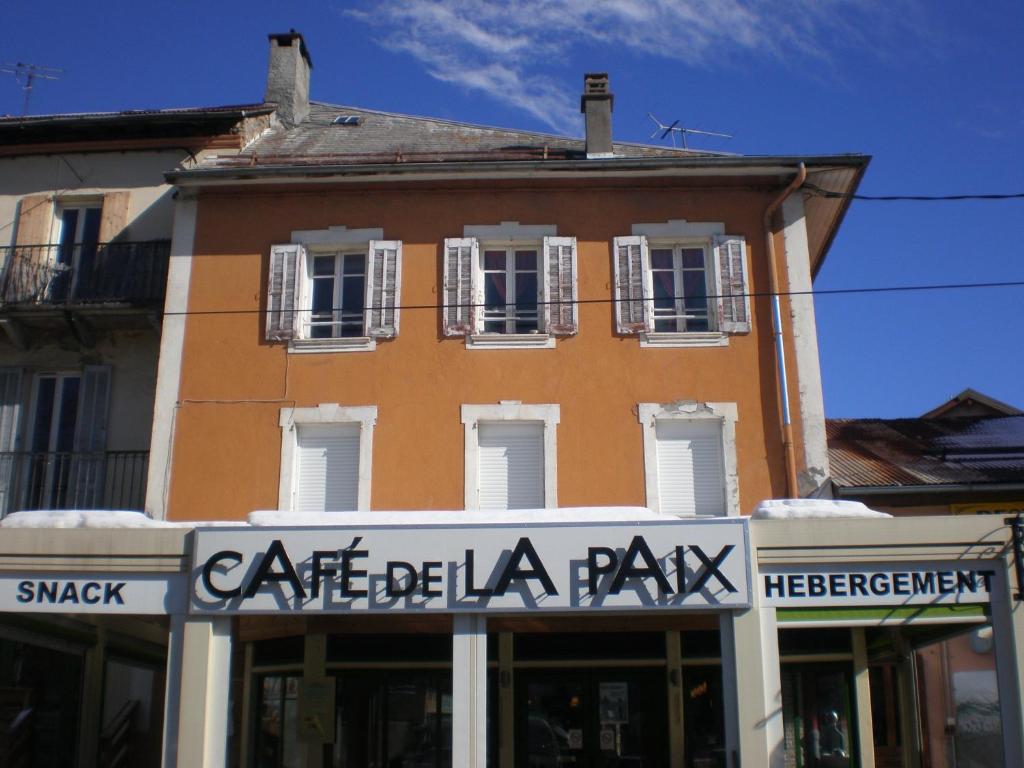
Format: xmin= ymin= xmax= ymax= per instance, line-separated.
xmin=764 ymin=163 xmax=806 ymax=498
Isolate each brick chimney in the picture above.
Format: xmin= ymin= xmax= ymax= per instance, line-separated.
xmin=580 ymin=73 xmax=614 ymax=157
xmin=265 ymin=31 xmax=312 ymax=126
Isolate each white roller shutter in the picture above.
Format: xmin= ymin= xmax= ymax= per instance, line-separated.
xmin=295 ymin=423 xmax=360 ymax=512
xmin=478 ymin=422 xmax=544 ymax=511
xmin=655 ymin=420 xmax=725 ymax=517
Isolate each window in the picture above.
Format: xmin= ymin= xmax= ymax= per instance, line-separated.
xmin=638 ymin=401 xmax=738 ymax=517
xmin=443 ymin=222 xmax=577 ymax=348
xmin=278 ymin=404 xmax=377 ymax=512
xmin=462 ymin=403 xmax=559 ymax=511
xmin=613 ymin=221 xmax=749 ymax=347
xmin=266 ymin=226 xmax=402 ymax=352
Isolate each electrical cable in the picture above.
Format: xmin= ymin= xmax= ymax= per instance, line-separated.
xmin=804 ymin=183 xmax=1024 ymax=202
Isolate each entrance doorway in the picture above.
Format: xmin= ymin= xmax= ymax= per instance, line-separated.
xmin=516 ymin=668 xmax=667 ymax=768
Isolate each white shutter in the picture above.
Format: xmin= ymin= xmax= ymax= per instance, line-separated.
xmin=366 ymin=240 xmax=402 ymax=337
xmin=442 ymin=238 xmax=478 ymax=336
xmin=295 ymin=423 xmax=360 ymax=512
xmin=0 ymin=369 xmax=22 ymax=516
xmin=655 ymin=420 xmax=725 ymax=517
xmin=714 ymin=235 xmax=750 ymax=333
xmin=478 ymin=422 xmax=544 ymax=511
xmin=543 ymin=236 xmax=578 ymax=335
xmin=267 ymin=243 xmax=304 ymax=341
xmin=612 ymin=235 xmax=650 ymax=334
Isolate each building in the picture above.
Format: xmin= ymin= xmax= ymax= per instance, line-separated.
xmin=0 ymin=88 xmax=273 ymax=766
xmin=0 ymin=31 xmax=1021 ymax=768
xmin=829 ymin=390 xmax=1024 ymax=767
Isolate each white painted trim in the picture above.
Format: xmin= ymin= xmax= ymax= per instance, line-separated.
xmin=782 ymin=195 xmax=830 ymax=494
xmin=467 ymin=333 xmax=554 ymax=350
xmin=639 ymin=332 xmax=728 ymax=348
xmin=638 ymin=401 xmax=739 ymax=517
xmin=290 ymin=225 xmax=384 ymax=246
xmin=452 ymin=614 xmax=488 ymax=767
xmin=278 ymin=404 xmax=378 ymax=512
xmin=173 ymin=617 xmax=233 ymax=767
xmin=632 ymin=219 xmax=725 ymax=238
xmin=463 ymin=221 xmax=556 ymax=240
xmin=461 ymin=402 xmax=560 ymax=511
xmin=288 ymin=337 xmax=376 ymax=354
xmin=146 ymin=194 xmax=197 ymax=520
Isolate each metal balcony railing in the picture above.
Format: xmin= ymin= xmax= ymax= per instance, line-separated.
xmin=0 ymin=450 xmax=149 ymax=515
xmin=0 ymin=241 xmax=170 ymax=307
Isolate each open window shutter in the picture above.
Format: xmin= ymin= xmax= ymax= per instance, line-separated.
xmin=543 ymin=236 xmax=578 ymax=335
xmin=71 ymin=365 xmax=111 ymax=508
xmin=612 ymin=235 xmax=649 ymax=334
xmin=714 ymin=235 xmax=750 ymax=333
xmin=98 ymin=192 xmax=131 ymax=242
xmin=0 ymin=369 xmax=23 ymax=516
xmin=366 ymin=240 xmax=402 ymax=338
xmin=442 ymin=238 xmax=478 ymax=336
xmin=266 ymin=244 xmax=304 ymax=341
xmin=14 ymin=195 xmax=54 ymax=247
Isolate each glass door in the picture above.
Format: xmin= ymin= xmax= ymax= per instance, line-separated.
xmin=53 ymin=205 xmax=101 ymax=301
xmin=26 ymin=373 xmax=81 ymax=509
xmin=516 ymin=668 xmax=667 ymax=768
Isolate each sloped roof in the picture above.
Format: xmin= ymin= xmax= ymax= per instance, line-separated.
xmin=828 ymin=416 xmax=1024 ymax=489
xmin=203 ymin=101 xmax=724 ymax=168
xmin=921 ymin=388 xmax=1022 ymax=418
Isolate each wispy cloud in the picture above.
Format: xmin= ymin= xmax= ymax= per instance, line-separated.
xmin=350 ymin=0 xmax=923 ymax=135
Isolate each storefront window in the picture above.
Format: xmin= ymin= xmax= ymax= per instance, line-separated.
xmin=256 ymin=675 xmax=302 ymax=768
xmin=781 ymin=664 xmax=855 ymax=768
xmin=683 ymin=666 xmax=726 ymax=767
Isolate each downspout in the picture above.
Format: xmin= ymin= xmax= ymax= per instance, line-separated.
xmin=764 ymin=163 xmax=806 ymax=498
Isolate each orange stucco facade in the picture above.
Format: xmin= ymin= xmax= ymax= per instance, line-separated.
xmin=166 ymin=176 xmax=810 ymax=521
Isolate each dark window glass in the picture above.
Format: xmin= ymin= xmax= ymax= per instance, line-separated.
xmin=683 ymin=666 xmax=726 ymax=767
xmin=327 ymin=634 xmax=453 ymax=663
xmin=680 ymin=248 xmax=704 ymax=270
xmin=515 ymin=632 xmax=665 ymax=661
xmin=31 ymin=377 xmax=56 ymax=452
xmin=681 ymin=630 xmax=721 ymax=659
xmin=515 ymin=250 xmax=537 ymax=271
xmin=650 ymin=249 xmax=673 ymax=269
xmin=779 ymin=629 xmax=852 ymax=656
xmin=483 ymin=250 xmax=506 ymax=271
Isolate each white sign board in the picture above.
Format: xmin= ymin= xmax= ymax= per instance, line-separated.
xmin=190 ymin=520 xmax=750 ymax=614
xmin=0 ymin=572 xmax=187 ymax=615
xmin=761 ymin=562 xmax=998 ymax=608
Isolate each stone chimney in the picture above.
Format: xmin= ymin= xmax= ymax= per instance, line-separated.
xmin=580 ymin=73 xmax=614 ymax=157
xmin=265 ymin=31 xmax=312 ymax=126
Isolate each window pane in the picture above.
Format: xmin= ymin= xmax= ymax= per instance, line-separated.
xmin=312 ymin=278 xmax=334 ymax=313
xmin=515 ymin=272 xmax=538 ymax=309
xmin=515 ymin=250 xmax=537 ymax=271
xmin=651 ymin=249 xmax=673 ymax=269
xmin=483 ymin=250 xmax=506 ymax=271
xmin=55 ymin=376 xmax=80 ymax=453
xmin=341 ymin=275 xmax=365 ymax=313
xmin=653 ymin=272 xmax=675 ymax=304
xmin=313 ymin=255 xmax=335 ymax=277
xmin=31 ymin=378 xmax=56 ymax=452
xmin=485 ymin=273 xmax=506 ymax=309
xmin=342 ymin=254 xmax=364 ymax=276
xmin=682 ymin=271 xmax=707 ymax=301
xmin=680 ymin=248 xmax=704 ymax=269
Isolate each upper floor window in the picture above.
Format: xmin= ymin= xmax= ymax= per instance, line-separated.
xmin=266 ymin=227 xmax=402 ymax=353
xmin=443 ymin=222 xmax=577 ymax=349
xmin=613 ymin=221 xmax=749 ymax=347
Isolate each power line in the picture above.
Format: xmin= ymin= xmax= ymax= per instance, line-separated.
xmin=805 ymin=182 xmax=1024 ymax=202
xmin=11 ymin=277 xmax=1014 ymax=319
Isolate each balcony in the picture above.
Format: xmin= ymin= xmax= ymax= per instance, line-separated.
xmin=0 ymin=450 xmax=149 ymax=516
xmin=0 ymin=241 xmax=170 ymax=344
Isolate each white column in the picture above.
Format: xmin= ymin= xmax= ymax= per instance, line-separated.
xmin=163 ymin=616 xmax=233 ymax=768
xmin=991 ymin=561 xmax=1024 ymax=766
xmin=453 ymin=613 xmax=488 ymax=767
xmin=722 ymin=602 xmax=784 ymax=767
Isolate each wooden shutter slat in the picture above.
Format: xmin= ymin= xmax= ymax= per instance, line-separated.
xmin=14 ymin=195 xmax=54 ymax=246
xmin=612 ymin=235 xmax=647 ymax=334
xmin=714 ymin=235 xmax=750 ymax=333
xmin=367 ymin=240 xmax=402 ymax=337
xmin=267 ymin=244 xmax=303 ymax=341
xmin=543 ymin=236 xmax=578 ymax=335
xmin=443 ymin=237 xmax=477 ymax=336
xmin=98 ymin=192 xmax=131 ymax=242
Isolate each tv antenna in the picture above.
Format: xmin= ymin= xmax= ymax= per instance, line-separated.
xmin=1 ymin=62 xmax=63 ymax=116
xmin=648 ymin=113 xmax=731 ymax=149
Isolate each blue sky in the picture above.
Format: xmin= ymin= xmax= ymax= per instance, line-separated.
xmin=2 ymin=1 xmax=1022 ymax=417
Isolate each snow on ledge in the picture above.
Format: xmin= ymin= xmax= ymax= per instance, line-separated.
xmin=247 ymin=507 xmax=665 ymax=527
xmin=751 ymin=499 xmax=891 ymax=520
xmin=0 ymin=510 xmax=184 ymax=529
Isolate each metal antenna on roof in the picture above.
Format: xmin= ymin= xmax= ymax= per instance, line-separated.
xmin=648 ymin=113 xmax=731 ymax=150
xmin=1 ymin=62 xmax=63 ymax=116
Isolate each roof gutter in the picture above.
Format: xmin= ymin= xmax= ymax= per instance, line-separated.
xmin=764 ymin=162 xmax=807 ymax=499
xmin=835 ymin=483 xmax=1024 ymax=497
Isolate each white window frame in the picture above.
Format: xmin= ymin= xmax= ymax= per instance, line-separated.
xmin=461 ymin=402 xmax=559 ymax=511
xmin=646 ymin=238 xmax=716 ymax=335
xmin=289 ymin=225 xmax=385 ymax=354
xmin=465 ymin=222 xmax=557 ymax=350
xmin=638 ymin=401 xmax=739 ymax=517
xmin=278 ymin=403 xmax=377 ymax=512
xmin=631 ymin=220 xmax=730 ymax=348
